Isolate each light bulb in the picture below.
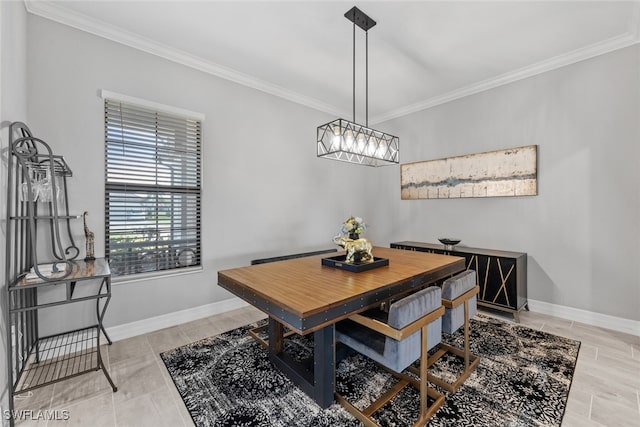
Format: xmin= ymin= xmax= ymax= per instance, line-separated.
xmin=331 ymin=125 xmax=341 ymax=151
xmin=367 ymin=140 xmax=377 ymax=157
xmin=357 ymin=133 xmax=366 ymax=154
xmin=344 ymin=130 xmax=354 ymax=151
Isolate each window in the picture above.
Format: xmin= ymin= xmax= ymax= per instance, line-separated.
xmin=104 ymin=96 xmax=202 ymax=277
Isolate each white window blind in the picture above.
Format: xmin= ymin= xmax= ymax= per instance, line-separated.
xmin=104 ymin=98 xmax=202 ymax=277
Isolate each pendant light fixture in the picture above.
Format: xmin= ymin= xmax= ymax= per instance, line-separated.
xmin=317 ymin=6 xmax=399 ymax=167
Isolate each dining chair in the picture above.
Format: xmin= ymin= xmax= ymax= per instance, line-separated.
xmin=427 ymin=270 xmax=480 ymax=392
xmin=335 ymin=286 xmax=445 ymax=427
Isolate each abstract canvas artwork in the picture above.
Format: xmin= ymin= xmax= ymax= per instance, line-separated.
xmin=401 ymin=145 xmax=537 ymax=199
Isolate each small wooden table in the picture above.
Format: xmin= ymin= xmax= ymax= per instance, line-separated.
xmin=217 ymin=246 xmax=464 ymax=408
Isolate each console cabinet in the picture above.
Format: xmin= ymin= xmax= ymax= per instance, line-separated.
xmin=391 ymin=241 xmax=528 ymax=321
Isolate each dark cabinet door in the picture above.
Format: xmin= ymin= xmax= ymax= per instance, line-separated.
xmin=391 ymin=242 xmax=526 ymax=315
xmin=478 ymin=255 xmax=517 ymax=310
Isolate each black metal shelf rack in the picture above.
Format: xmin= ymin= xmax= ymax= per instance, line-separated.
xmin=15 ymin=325 xmax=100 ymax=394
xmin=5 ymin=122 xmax=117 ymax=426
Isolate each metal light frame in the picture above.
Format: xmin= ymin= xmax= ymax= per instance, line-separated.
xmin=317 ymin=6 xmax=399 ymax=167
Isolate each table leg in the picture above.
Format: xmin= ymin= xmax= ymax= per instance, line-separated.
xmin=267 ymin=319 xmax=335 ymax=409
xmin=313 ymin=325 xmax=335 ymax=408
xmin=268 ymin=317 xmax=284 ymax=354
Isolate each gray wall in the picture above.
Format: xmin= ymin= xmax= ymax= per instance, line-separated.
xmin=366 ymin=45 xmax=640 ymax=321
xmin=0 ymin=0 xmax=28 ymax=417
xmin=25 ymin=15 xmax=375 ymax=335
xmin=8 ymin=10 xmax=639 ymax=349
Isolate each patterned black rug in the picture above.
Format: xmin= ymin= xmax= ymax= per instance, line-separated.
xmin=161 ymin=314 xmax=580 ymax=427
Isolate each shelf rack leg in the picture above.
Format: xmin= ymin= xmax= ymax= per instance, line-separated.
xmin=96 ymin=277 xmax=117 ymax=391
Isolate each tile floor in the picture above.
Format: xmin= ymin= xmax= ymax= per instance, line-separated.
xmin=10 ymin=306 xmax=640 ymax=426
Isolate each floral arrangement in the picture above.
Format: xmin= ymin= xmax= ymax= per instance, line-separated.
xmin=341 ymin=216 xmax=366 ymax=237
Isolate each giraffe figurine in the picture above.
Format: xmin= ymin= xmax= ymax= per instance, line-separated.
xmin=83 ymin=211 xmax=96 ymax=261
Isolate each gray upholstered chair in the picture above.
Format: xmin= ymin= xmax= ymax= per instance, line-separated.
xmin=428 ymin=270 xmax=480 ymax=392
xmin=335 ymin=286 xmax=445 ymax=427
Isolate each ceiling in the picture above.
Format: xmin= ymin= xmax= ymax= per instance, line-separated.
xmin=25 ymin=1 xmax=640 ymax=123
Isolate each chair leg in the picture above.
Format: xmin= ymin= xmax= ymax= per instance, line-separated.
xmin=414 ymin=325 xmax=445 ymax=427
xmin=335 ymin=393 xmax=380 ymax=427
xmin=335 ymin=324 xmax=445 ymax=427
xmin=464 ymin=300 xmax=470 ymax=370
xmin=248 ymin=319 xmax=296 ymax=349
xmin=426 ymin=302 xmax=479 ymax=393
xmin=248 ymin=324 xmax=269 ymax=349
xmin=420 ymin=325 xmax=428 ymax=418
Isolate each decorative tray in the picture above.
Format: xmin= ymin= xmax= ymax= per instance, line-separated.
xmin=321 ymin=255 xmax=389 ymax=273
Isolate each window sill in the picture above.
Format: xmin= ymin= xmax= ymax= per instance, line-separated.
xmin=112 ymin=266 xmax=203 ymax=286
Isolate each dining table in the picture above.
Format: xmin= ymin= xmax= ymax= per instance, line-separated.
xmin=217 ymin=246 xmax=465 ymax=408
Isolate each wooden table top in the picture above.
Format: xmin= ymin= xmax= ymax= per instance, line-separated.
xmin=218 ymin=247 xmax=464 ymax=328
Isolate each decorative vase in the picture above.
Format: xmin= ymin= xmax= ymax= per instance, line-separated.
xmin=349 ymin=233 xmax=359 ymax=240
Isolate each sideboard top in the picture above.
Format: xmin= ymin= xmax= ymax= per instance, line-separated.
xmin=391 ymin=241 xmax=527 ymax=259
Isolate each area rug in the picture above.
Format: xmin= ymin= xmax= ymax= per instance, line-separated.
xmin=161 ymin=314 xmax=580 ymax=427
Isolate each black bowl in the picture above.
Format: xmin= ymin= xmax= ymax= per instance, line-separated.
xmin=438 ymin=238 xmax=461 ymax=246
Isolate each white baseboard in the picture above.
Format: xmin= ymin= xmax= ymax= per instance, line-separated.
xmin=104 ymin=297 xmax=640 ymax=342
xmin=105 ymin=297 xmax=250 ymax=342
xmin=528 ymin=299 xmax=640 ymax=337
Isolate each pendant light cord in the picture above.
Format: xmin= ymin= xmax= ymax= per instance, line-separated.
xmin=350 ymin=12 xmax=371 ymax=127
xmin=352 ymin=20 xmax=356 ymax=124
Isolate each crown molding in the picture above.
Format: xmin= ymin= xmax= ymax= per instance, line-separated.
xmin=23 ymin=0 xmax=347 ymax=118
xmin=24 ymin=1 xmax=640 ymax=125
xmin=372 ymin=1 xmax=640 ymax=124
xmin=371 ymin=28 xmax=640 ymax=124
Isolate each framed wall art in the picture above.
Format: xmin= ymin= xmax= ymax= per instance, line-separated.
xmin=400 ymin=145 xmax=537 ymax=199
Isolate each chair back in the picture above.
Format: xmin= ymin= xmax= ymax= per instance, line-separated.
xmin=384 ymin=286 xmax=442 ymax=372
xmin=441 ymin=270 xmax=477 ymax=334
